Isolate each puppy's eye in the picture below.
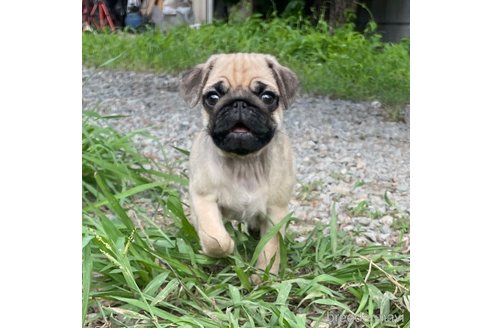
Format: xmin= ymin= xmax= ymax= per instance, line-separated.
xmin=205 ymin=92 xmax=220 ymax=106
xmin=260 ymin=92 xmax=276 ymax=105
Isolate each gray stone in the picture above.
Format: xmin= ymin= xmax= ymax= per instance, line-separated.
xmin=380 ymin=225 xmax=392 ymax=234
xmin=356 ymin=217 xmax=371 ymax=226
xmin=380 ymin=215 xmax=394 ymax=226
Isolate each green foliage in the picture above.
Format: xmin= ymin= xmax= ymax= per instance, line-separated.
xmin=82 ymin=16 xmax=409 ymax=107
xmin=82 ymin=111 xmax=151 ymax=202
xmin=82 ymin=115 xmax=410 ymax=327
xmin=82 ymin=111 xmax=187 ymax=206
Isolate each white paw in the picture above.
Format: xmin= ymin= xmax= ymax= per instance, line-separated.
xmin=200 ymin=233 xmax=235 ymax=257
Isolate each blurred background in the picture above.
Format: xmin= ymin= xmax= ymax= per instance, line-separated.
xmin=83 ymin=0 xmax=409 ymax=42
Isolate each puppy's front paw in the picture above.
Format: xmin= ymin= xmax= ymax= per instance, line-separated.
xmin=250 ymin=273 xmax=262 ymax=285
xmin=200 ymin=232 xmax=235 ymax=257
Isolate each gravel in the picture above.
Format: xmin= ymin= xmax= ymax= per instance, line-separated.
xmin=82 ymin=67 xmax=410 ymax=250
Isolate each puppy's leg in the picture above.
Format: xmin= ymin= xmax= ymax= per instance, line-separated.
xmin=191 ymin=193 xmax=235 ymax=257
xmin=251 ymin=206 xmax=288 ymax=284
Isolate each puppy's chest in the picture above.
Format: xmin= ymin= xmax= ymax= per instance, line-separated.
xmin=216 ymin=162 xmax=269 ymax=220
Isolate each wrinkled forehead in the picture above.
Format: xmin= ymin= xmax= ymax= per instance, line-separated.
xmin=204 ymin=54 xmax=278 ymax=92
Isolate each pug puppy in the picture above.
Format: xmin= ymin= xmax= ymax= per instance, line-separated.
xmin=180 ymin=53 xmax=298 ymax=283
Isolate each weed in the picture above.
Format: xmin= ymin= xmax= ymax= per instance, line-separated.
xmin=329 ymin=171 xmax=349 ymax=182
xmin=348 ymin=199 xmax=370 ymax=217
xmin=296 ymin=179 xmax=323 ymax=201
xmin=392 ymin=215 xmax=410 ymax=234
xmin=354 ymin=180 xmax=366 ymax=189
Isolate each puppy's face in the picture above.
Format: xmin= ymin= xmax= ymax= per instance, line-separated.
xmin=181 ymin=53 xmax=298 ymax=155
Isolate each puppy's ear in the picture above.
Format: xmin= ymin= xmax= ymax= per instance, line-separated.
xmin=180 ymin=56 xmax=217 ymax=107
xmin=265 ymin=56 xmax=299 ymax=109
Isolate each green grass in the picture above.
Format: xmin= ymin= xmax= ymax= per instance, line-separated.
xmin=296 ymin=179 xmax=323 ymax=202
xmin=82 ymin=16 xmax=409 ymax=110
xmin=82 ymin=113 xmax=410 ymax=327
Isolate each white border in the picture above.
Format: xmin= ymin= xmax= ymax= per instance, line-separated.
xmin=1 ymin=1 xmax=81 ymax=326
xmin=412 ymin=1 xmax=492 ymax=326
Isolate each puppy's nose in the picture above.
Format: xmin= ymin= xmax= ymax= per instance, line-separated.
xmin=232 ymin=100 xmax=248 ymax=110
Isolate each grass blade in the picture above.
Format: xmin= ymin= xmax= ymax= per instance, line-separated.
xmin=143 ymin=272 xmax=170 ymax=297
xmin=113 ymin=296 xmax=180 ymax=322
xmin=330 ymin=202 xmax=338 ymax=255
xmin=312 ymin=298 xmax=355 ymax=315
xmin=170 ymin=145 xmax=190 ymax=156
xmin=87 ymin=181 xmax=167 ymax=210
xmin=93 ymin=171 xmax=135 ymax=231
xmin=151 ymin=278 xmax=180 ymax=306
xmin=234 ymin=265 xmax=252 ymax=290
xmin=278 ymin=233 xmax=288 ymax=278
xmin=82 ymin=241 xmax=93 ymax=326
xmin=355 ymin=288 xmax=369 ymax=314
xmin=99 ymin=52 xmax=125 ymax=68
xmin=250 ymin=213 xmax=293 ymax=267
